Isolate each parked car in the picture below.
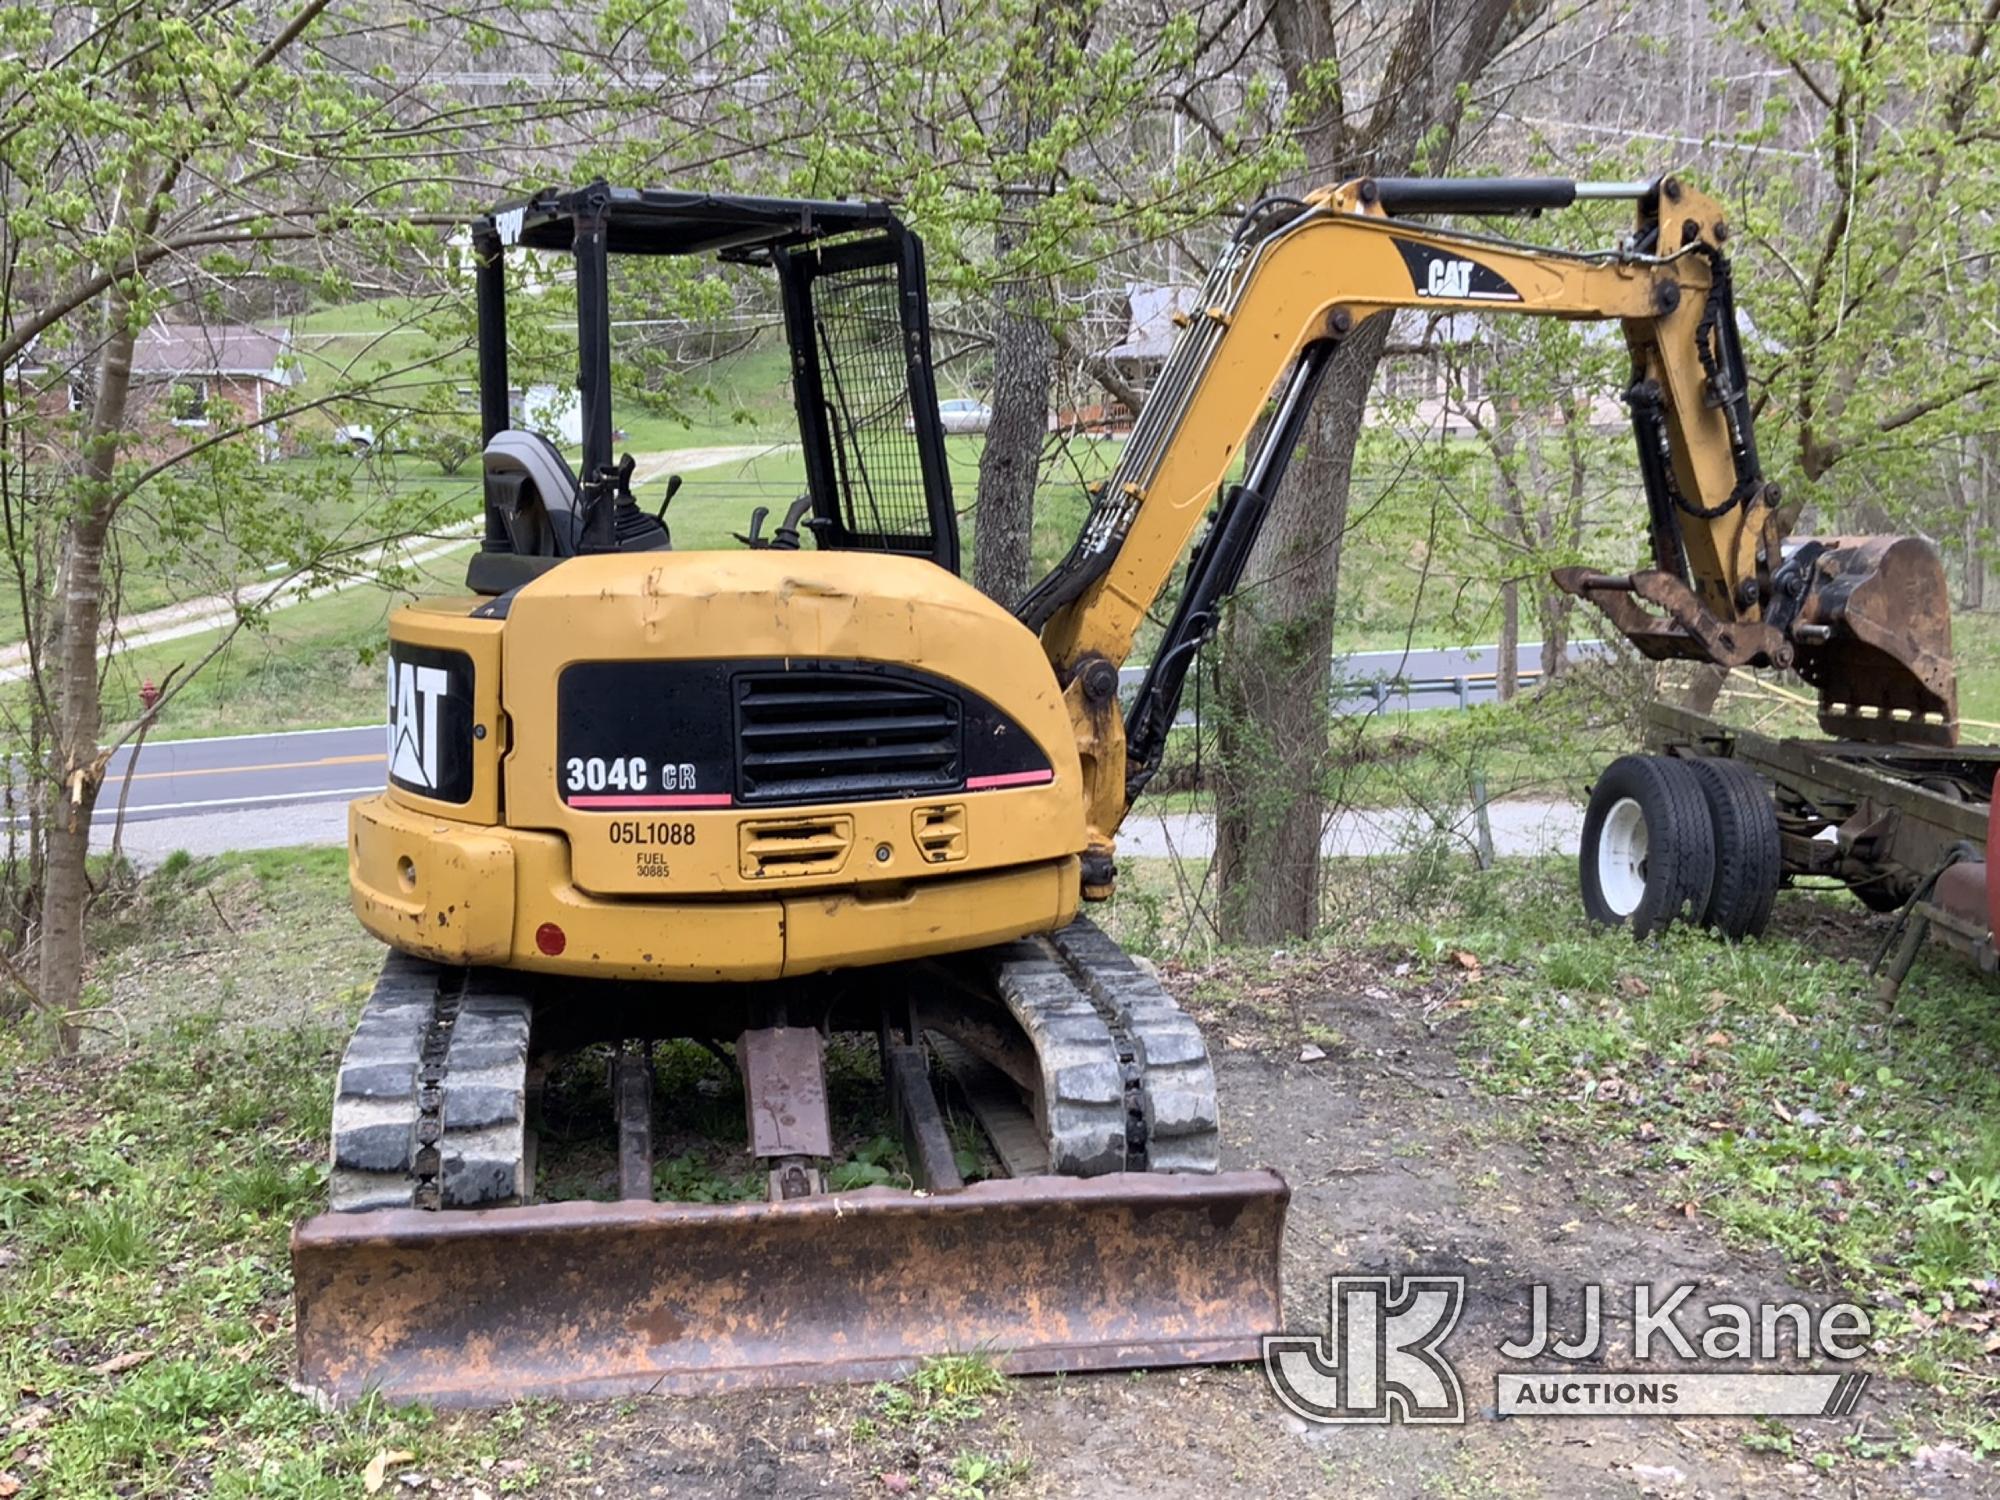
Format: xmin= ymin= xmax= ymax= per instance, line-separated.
xmin=939 ymin=397 xmax=992 ymax=434
xmin=906 ymin=397 xmax=993 ymax=436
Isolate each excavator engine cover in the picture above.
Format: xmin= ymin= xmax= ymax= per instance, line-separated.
xmin=292 ymin=1170 xmax=1288 ymax=1405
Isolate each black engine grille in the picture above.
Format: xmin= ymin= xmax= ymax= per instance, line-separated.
xmin=735 ymin=671 xmax=962 ymax=804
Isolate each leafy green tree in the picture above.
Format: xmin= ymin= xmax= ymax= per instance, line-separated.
xmin=1729 ymin=1 xmax=2000 ymax=515
xmin=0 ymin=0 xmax=667 ymax=1045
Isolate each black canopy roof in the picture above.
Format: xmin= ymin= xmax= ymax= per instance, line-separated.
xmin=473 ymin=184 xmax=903 ymax=259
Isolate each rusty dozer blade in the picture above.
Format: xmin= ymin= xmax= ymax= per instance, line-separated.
xmin=292 ymin=1169 xmax=1288 ymax=1407
xmin=1784 ymin=535 xmax=1957 ymax=746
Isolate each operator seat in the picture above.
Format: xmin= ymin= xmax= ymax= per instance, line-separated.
xmin=465 ymin=430 xmax=587 ymax=598
xmin=481 ymin=430 xmax=584 ymax=558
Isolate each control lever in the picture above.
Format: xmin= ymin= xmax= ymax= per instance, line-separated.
xmin=735 ymin=495 xmax=819 ymax=550
xmin=655 ymin=473 xmax=683 ymax=523
xmin=769 ymin=495 xmax=817 ymax=550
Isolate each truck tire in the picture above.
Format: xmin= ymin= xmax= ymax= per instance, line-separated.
xmin=1580 ymin=755 xmax=1716 ymax=938
xmin=1685 ymin=757 xmax=1781 ymax=939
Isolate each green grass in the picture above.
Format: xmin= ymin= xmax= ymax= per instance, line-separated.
xmin=1367 ymin=859 xmax=2000 ymax=1447
xmin=9 ymin=836 xmax=1998 ymax=1484
xmin=85 ymin=847 xmax=383 ymax=1035
xmin=0 ymin=846 xmax=1039 ymax=1494
xmin=0 ymin=1006 xmax=530 ymax=1495
xmin=87 ymin=541 xmax=476 ymax=740
xmin=0 ymin=847 xmax=455 ymax=1496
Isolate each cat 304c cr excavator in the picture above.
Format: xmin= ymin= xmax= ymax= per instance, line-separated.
xmin=291 ymin=174 xmax=1955 ymax=1405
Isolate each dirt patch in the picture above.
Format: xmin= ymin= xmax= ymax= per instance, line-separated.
xmin=516 ymin=945 xmax=1991 ymax=1499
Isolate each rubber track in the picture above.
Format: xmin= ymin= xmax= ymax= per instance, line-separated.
xmin=987 ymin=941 xmax=1127 ymax=1176
xmin=988 ymin=920 xmax=1222 ymax=1176
xmin=328 ymin=953 xmax=533 ymax=1212
xmin=1046 ymin=919 xmax=1221 ymax=1174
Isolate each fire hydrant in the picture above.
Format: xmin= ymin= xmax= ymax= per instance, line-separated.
xmin=138 ymin=678 xmax=161 ymax=714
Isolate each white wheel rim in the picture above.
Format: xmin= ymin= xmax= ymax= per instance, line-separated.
xmin=1596 ymin=797 xmax=1649 ymax=918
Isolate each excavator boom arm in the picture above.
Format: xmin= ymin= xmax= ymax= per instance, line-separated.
xmin=1023 ymin=175 xmax=1953 ymax=872
xmin=1033 ymin=176 xmax=1759 ymax=671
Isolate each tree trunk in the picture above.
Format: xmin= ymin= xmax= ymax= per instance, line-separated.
xmin=971 ymin=6 xmax=1078 ymax=606
xmin=1489 ymin=391 xmax=1526 ymax=700
xmin=1215 ymin=323 xmax=1383 ymax=939
xmin=974 ymin=214 xmax=1052 ymax=604
xmin=1211 ymin=0 xmax=1540 ymax=940
xmin=37 ymin=298 xmax=138 ymax=1047
xmin=1962 ymin=434 xmax=1993 ymax=610
xmin=1538 ymin=590 xmax=1571 ymax=679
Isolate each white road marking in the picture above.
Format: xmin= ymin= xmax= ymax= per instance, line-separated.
xmin=10 ymin=784 xmax=382 ymax=825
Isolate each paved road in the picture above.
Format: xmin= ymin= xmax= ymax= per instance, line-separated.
xmin=1116 ymin=799 xmax=1583 ymax=861
xmin=1120 ymin=639 xmax=1607 ymax=715
xmin=90 ymin=724 xmax=385 ymax=825
xmin=57 ymin=639 xmax=1595 ymax=859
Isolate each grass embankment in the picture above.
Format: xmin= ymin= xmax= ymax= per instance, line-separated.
xmin=0 ymin=847 xmax=1038 ymax=1496
xmin=1136 ymin=853 xmax=2000 ymax=1453
xmin=1410 ymin=862 xmax=2000 ymax=1452
xmin=6 ymin=846 xmax=1998 ymax=1489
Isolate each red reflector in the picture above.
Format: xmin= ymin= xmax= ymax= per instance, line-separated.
xmin=535 ymin=922 xmax=566 ymax=956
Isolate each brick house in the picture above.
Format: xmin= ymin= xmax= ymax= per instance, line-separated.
xmin=17 ymin=321 xmax=295 ymax=457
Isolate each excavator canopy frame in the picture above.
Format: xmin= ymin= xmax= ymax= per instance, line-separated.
xmin=469 ymin=183 xmax=960 ymax=572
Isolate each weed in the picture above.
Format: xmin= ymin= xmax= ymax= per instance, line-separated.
xmin=827 ymin=1135 xmax=908 ymax=1192
xmin=941 ymin=1449 xmax=1030 ymax=1498
xmin=218 ymin=1160 xmax=319 ymax=1218
xmin=41 ymin=1197 xmax=156 ymax=1273
xmin=1377 ymin=858 xmax=2000 ymax=1420
xmin=651 ymin=1151 xmax=762 ymax=1204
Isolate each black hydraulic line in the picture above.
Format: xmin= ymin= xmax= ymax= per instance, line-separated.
xmin=1230 ymin=195 xmax=1310 ymax=242
xmin=1621 ymin=244 xmax=1765 ymax=573
xmin=1624 ymin=379 xmax=1694 ymax=582
xmin=1124 ymin=339 xmax=1338 ymax=798
xmin=1687 ymin=244 xmax=1763 ymax=513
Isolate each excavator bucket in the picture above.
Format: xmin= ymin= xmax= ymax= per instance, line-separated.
xmin=292 ymin=1170 xmax=1289 ymax=1406
xmin=1786 ymin=536 xmax=1958 ymax=746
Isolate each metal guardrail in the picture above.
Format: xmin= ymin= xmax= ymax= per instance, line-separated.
xmin=1116 ymin=641 xmax=1609 ymax=721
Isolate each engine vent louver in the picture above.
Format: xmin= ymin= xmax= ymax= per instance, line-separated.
xmin=735 ymin=672 xmax=963 ymax=804
xmin=739 ymin=815 xmax=854 ymax=878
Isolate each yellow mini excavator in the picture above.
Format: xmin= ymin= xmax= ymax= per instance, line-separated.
xmin=292 ymin=175 xmax=1955 ymax=1405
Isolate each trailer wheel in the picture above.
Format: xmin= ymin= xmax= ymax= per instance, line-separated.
xmin=1684 ymin=758 xmax=1781 ymax=939
xmin=1580 ymin=755 xmax=1716 ymax=937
